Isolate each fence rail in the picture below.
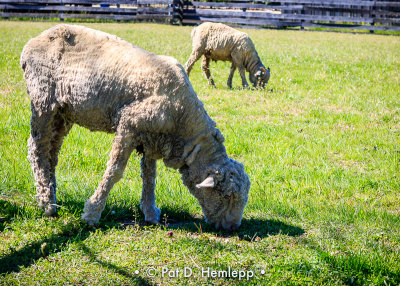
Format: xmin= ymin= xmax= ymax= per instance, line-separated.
xmin=0 ymin=0 xmax=399 ymax=32
xmin=183 ymin=0 xmax=400 ymax=31
xmin=0 ymin=0 xmax=183 ymax=23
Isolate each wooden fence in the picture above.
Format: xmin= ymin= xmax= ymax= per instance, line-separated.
xmin=0 ymin=0 xmax=183 ymax=23
xmin=183 ymin=0 xmax=400 ymax=31
xmin=0 ymin=0 xmax=399 ymax=32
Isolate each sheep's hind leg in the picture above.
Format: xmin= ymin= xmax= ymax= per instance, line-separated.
xmin=140 ymin=155 xmax=161 ymax=224
xmin=201 ymin=56 xmax=215 ymax=87
xmin=82 ymin=132 xmax=135 ymax=225
xmin=184 ymin=49 xmax=204 ymax=76
xmin=49 ymin=113 xmax=73 ymax=205
xmin=28 ymin=108 xmax=57 ymax=216
xmin=227 ymin=63 xmax=237 ymax=89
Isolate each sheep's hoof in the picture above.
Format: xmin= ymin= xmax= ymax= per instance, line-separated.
xmin=145 ymin=218 xmax=161 ymax=225
xmin=81 ymin=212 xmax=101 ymax=225
xmin=43 ymin=204 xmax=57 ymax=217
xmin=143 ymin=206 xmax=161 ymax=225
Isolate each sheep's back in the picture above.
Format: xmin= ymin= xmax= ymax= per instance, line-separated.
xmin=193 ymin=22 xmax=255 ymax=61
xmin=21 ymin=25 xmax=211 ymax=137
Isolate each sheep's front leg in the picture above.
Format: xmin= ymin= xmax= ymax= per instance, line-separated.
xmin=140 ymin=156 xmax=161 ymax=224
xmin=227 ymin=63 xmax=236 ymax=89
xmin=238 ymin=66 xmax=249 ymax=88
xmin=82 ymin=133 xmax=135 ymax=224
xmin=231 ymin=52 xmax=249 ymax=88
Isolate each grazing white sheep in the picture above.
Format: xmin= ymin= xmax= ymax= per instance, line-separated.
xmin=21 ymin=24 xmax=250 ymax=231
xmin=185 ymin=22 xmax=270 ymax=88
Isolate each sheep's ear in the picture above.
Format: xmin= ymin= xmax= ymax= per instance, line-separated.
xmin=260 ymin=67 xmax=267 ymax=73
xmin=196 ymin=175 xmax=215 ymax=189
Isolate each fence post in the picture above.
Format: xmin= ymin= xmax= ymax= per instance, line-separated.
xmin=59 ymin=0 xmax=64 ymax=22
xmin=370 ymin=0 xmax=376 ymax=33
xmin=173 ymin=0 xmax=183 ymax=25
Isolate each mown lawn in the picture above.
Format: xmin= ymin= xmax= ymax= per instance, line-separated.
xmin=0 ymin=21 xmax=399 ymax=285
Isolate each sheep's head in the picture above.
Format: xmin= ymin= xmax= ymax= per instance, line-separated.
xmin=193 ymin=159 xmax=250 ymax=231
xmin=250 ymin=66 xmax=270 ymax=88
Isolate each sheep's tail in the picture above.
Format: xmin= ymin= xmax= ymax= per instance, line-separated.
xmin=20 ymin=54 xmax=27 ymax=72
xmin=20 ymin=42 xmax=31 ymax=72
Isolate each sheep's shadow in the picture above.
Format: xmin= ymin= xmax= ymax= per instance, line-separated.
xmin=58 ymin=196 xmax=304 ymax=239
xmin=0 ymin=196 xmax=302 ymax=281
xmin=56 ymin=185 xmax=304 ymax=240
xmin=0 ymin=200 xmax=152 ymax=285
xmin=236 ymin=217 xmax=305 ymax=240
xmin=164 ymin=217 xmax=304 ymax=241
xmin=49 ymin=195 xmax=305 ymax=239
xmin=0 ymin=219 xmax=91 ymax=275
xmin=119 ymin=205 xmax=305 ymax=240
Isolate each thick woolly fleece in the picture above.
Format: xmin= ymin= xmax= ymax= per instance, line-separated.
xmin=21 ymin=24 xmax=250 ymax=230
xmin=185 ymin=22 xmax=270 ymax=88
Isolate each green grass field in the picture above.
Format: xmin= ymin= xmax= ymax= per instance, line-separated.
xmin=0 ymin=21 xmax=399 ymax=285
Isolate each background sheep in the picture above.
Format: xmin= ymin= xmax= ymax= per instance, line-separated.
xmin=185 ymin=22 xmax=270 ymax=88
xmin=21 ymin=24 xmax=250 ymax=231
